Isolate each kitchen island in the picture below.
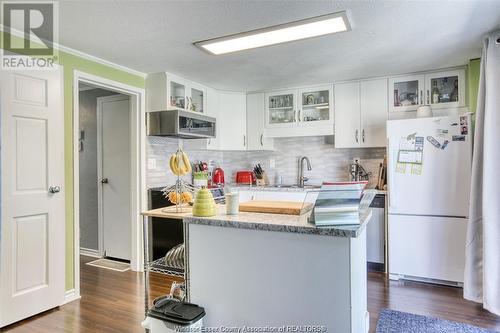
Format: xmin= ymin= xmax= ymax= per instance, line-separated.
xmin=182 ymin=207 xmax=372 ymax=333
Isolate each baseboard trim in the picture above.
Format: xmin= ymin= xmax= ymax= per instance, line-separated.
xmin=80 ymin=247 xmax=101 ymax=258
xmin=62 ymin=289 xmax=81 ymax=305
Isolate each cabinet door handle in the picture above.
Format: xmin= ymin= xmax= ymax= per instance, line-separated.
xmin=420 ymin=90 xmax=423 ymax=105
xmin=355 ymin=129 xmax=359 ymax=143
xmin=298 ymin=109 xmax=301 ymax=122
xmin=426 ymin=90 xmax=430 ymax=104
xmin=362 ymin=129 xmax=365 ymax=143
xmin=243 ymin=135 xmax=246 ymax=147
xmin=260 ymin=134 xmax=264 ymax=146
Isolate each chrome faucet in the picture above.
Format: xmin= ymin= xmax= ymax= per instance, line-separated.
xmin=298 ymin=156 xmax=312 ymax=188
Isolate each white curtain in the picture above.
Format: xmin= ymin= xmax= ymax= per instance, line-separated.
xmin=464 ymin=30 xmax=500 ymax=316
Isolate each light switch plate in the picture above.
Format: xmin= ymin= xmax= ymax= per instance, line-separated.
xmin=269 ymin=158 xmax=276 ymax=169
xmin=148 ymin=158 xmax=157 ymax=170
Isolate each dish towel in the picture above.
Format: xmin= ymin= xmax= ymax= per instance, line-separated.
xmin=464 ymin=30 xmax=500 ymax=316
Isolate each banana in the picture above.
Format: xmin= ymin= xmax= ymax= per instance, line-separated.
xmin=169 ymin=154 xmax=180 ymax=175
xmin=169 ymin=150 xmax=192 ymax=176
xmin=176 ymin=152 xmax=188 ymax=175
xmin=181 ymin=151 xmax=192 ymax=173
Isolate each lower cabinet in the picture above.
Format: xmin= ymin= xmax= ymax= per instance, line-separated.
xmin=334 ymin=78 xmax=388 ymax=148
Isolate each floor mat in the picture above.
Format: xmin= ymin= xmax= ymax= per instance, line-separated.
xmin=376 ymin=309 xmax=499 ymax=333
xmin=86 ymin=258 xmax=130 ymax=272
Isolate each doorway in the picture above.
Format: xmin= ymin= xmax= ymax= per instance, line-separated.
xmin=72 ymin=71 xmax=145 ymax=302
xmin=78 ymin=86 xmax=131 ymax=261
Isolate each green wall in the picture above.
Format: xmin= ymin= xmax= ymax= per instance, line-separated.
xmin=468 ymin=58 xmax=481 ymax=113
xmin=1 ymin=33 xmax=145 ymax=291
xmin=58 ymin=52 xmax=145 ymax=290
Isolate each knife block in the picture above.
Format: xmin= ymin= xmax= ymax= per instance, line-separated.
xmin=256 ymin=172 xmax=269 ymax=186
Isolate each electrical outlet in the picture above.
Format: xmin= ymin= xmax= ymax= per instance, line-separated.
xmin=148 ymin=158 xmax=157 ymax=170
xmin=269 ymin=158 xmax=276 ymax=169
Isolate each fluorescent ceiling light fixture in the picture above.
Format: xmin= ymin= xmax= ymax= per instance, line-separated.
xmin=195 ymin=11 xmax=351 ymax=55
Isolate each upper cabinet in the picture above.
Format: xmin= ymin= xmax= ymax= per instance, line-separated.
xmin=147 ymin=72 xmax=207 ymax=113
xmin=218 ymin=92 xmax=247 ymax=151
xmin=389 ymin=75 xmax=424 ymax=112
xmin=389 ymin=68 xmax=466 ymax=112
xmin=265 ymin=89 xmax=297 ymax=127
xmin=264 ymin=85 xmax=334 ymax=137
xmin=298 ymin=86 xmax=333 ymax=125
xmin=425 ymin=70 xmax=465 ymax=110
xmin=334 ymin=78 xmax=388 ymax=148
xmin=247 ymin=93 xmax=274 ymax=150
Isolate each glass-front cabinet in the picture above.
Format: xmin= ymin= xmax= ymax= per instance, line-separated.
xmin=299 ymin=86 xmax=333 ymax=125
xmin=169 ymin=79 xmax=186 ymax=109
xmin=389 ymin=69 xmax=466 ymax=112
xmin=166 ymin=74 xmax=206 ymax=113
xmin=425 ymin=70 xmax=465 ymax=109
xmin=265 ymin=90 xmax=297 ymax=127
xmin=190 ymin=84 xmax=205 ymax=113
xmin=265 ymin=86 xmax=333 ymax=128
xmin=389 ymin=75 xmax=425 ymax=112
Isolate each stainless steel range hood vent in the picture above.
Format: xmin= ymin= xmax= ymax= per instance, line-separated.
xmin=146 ymin=109 xmax=216 ymax=139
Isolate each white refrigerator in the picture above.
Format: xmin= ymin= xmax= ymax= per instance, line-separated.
xmin=387 ymin=114 xmax=472 ymax=285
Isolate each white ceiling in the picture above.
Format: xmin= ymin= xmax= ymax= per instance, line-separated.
xmin=59 ymin=0 xmax=500 ymax=91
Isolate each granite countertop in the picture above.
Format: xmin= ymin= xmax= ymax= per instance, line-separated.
xmin=228 ymin=184 xmax=387 ymax=195
xmin=228 ymin=184 xmax=321 ymax=192
xmin=183 ymin=206 xmax=372 ymax=238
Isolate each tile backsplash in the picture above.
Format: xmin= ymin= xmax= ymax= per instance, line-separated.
xmin=147 ymin=136 xmax=386 ymax=189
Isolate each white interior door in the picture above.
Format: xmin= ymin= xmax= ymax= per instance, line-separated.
xmin=0 ymin=68 xmax=65 ymax=327
xmin=98 ymin=95 xmax=131 ymax=260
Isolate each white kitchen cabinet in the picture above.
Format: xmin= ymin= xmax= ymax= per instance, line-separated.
xmin=264 ymin=86 xmax=334 ymax=137
xmin=334 ymin=78 xmax=388 ymax=148
xmin=424 ymin=69 xmax=465 ymax=110
xmin=146 ymin=72 xmax=207 ymax=113
xmin=246 ymin=93 xmax=274 ymax=151
xmin=388 ymin=74 xmax=424 ymax=112
xmin=298 ymin=85 xmax=333 ymax=126
xmin=218 ymin=91 xmax=247 ymax=151
xmin=265 ymin=89 xmax=297 ymax=128
xmin=183 ymin=87 xmax=220 ymax=150
xmin=334 ymin=82 xmax=360 ymax=148
xmin=388 ymin=68 xmax=466 ymax=112
xmin=360 ymin=78 xmax=388 ymax=147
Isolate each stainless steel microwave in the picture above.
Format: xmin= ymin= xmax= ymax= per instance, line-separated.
xmin=146 ymin=110 xmax=216 ymax=139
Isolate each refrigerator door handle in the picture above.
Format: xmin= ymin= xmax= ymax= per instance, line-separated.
xmin=387 ymin=139 xmax=396 ymax=210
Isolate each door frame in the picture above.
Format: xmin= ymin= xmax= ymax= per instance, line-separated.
xmin=73 ymin=70 xmax=146 ymax=298
xmin=96 ymin=94 xmax=132 ymax=258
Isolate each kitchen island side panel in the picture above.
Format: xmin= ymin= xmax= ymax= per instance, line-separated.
xmin=188 ymin=223 xmax=364 ymax=332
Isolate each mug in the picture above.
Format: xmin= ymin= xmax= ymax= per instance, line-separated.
xmin=225 ymin=193 xmax=239 ymax=215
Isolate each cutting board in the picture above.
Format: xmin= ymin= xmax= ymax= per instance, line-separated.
xmin=239 ymin=200 xmax=313 ymax=215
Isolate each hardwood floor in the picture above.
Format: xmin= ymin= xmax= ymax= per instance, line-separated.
xmin=1 ymin=256 xmax=499 ymax=332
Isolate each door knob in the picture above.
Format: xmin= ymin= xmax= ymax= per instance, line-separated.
xmin=101 ymin=178 xmax=109 ymax=184
xmin=48 ymin=186 xmax=61 ymax=193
